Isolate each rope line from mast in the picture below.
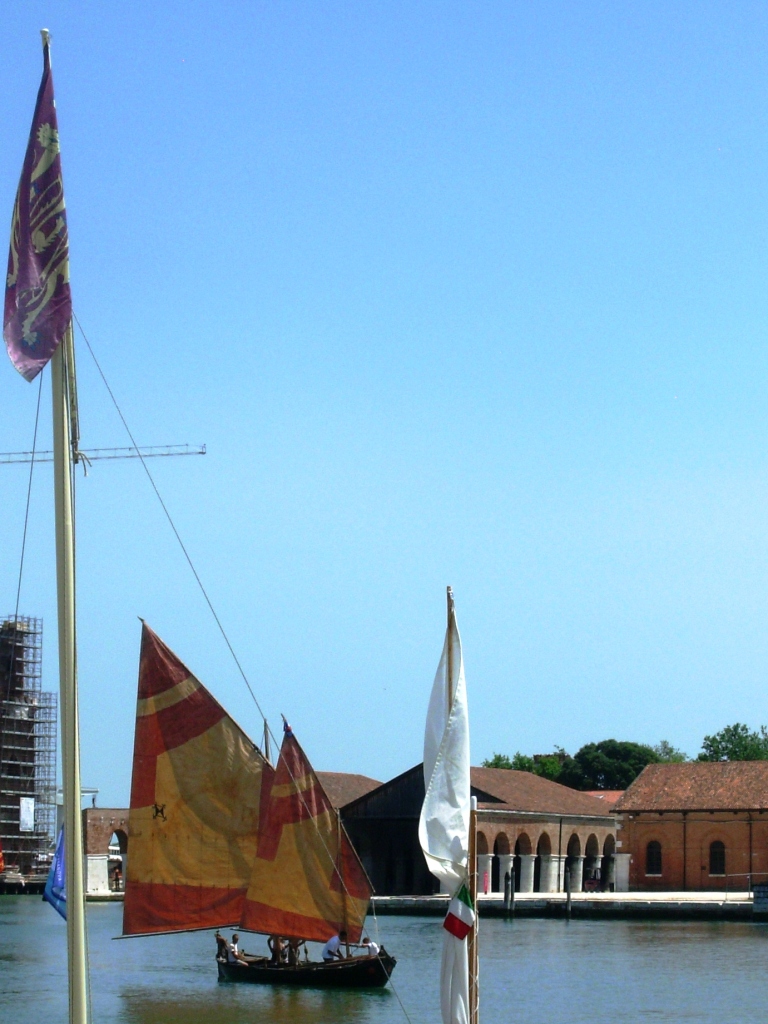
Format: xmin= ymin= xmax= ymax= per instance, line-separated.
xmin=74 ymin=316 xmax=414 ymax=1022
xmin=73 ymin=317 xmax=359 ymax=880
xmin=72 ymin=312 xmax=269 ymax=727
xmin=0 ymin=370 xmax=45 ymax=862
xmin=11 ymin=368 xmax=44 ymax=630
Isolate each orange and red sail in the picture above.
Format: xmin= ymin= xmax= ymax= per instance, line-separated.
xmin=241 ymin=722 xmax=370 ymax=942
xmin=123 ymin=624 xmax=371 ymax=941
xmin=123 ymin=624 xmax=270 ymax=935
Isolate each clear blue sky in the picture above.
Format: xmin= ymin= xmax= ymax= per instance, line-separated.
xmin=2 ymin=2 xmax=768 ymax=806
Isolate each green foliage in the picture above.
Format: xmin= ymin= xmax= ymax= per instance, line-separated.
xmin=510 ymin=752 xmax=536 ymax=772
xmin=653 ymin=740 xmax=688 ymax=763
xmin=482 ymin=748 xmax=569 ymax=781
xmin=533 ymin=754 xmax=564 ymax=782
xmin=568 ymin=739 xmax=659 ymax=790
xmin=557 ymin=755 xmax=587 ymax=789
xmin=698 ymin=723 xmax=768 ymax=762
xmin=482 ymin=741 xmax=657 ymax=790
xmin=485 ymin=726 xmax=768 ymax=791
xmin=481 ymin=752 xmax=516 ymax=769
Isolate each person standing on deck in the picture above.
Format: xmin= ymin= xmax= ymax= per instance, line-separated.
xmin=322 ymin=930 xmax=347 ymax=961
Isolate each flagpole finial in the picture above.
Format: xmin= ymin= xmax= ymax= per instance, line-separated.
xmin=446 ymin=586 xmax=454 ymax=622
xmin=40 ymin=28 xmax=50 ymax=48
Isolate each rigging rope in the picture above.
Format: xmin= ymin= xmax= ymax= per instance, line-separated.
xmin=73 ymin=312 xmax=269 ymax=726
xmin=74 ymin=314 xmax=414 ymax=1022
xmin=12 ymin=368 xmax=44 ymax=629
xmin=0 ymin=370 xmax=45 ymax=800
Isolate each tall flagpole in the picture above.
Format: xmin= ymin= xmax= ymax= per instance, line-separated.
xmin=52 ymin=321 xmax=88 ymax=1016
xmin=446 ymin=586 xmax=479 ymax=1024
xmin=468 ymin=794 xmax=479 ymax=1024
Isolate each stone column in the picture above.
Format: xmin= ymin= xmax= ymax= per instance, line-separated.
xmin=585 ymin=855 xmax=601 ymax=887
xmin=497 ymin=854 xmax=515 ymax=892
xmin=614 ymin=853 xmax=631 ymax=892
xmin=539 ymin=854 xmax=560 ymax=892
xmin=603 ymin=855 xmax=615 ymax=889
xmin=569 ymin=856 xmax=585 ymax=893
xmin=544 ymin=851 xmax=569 ymax=892
xmin=477 ymin=853 xmax=494 ymax=894
xmin=519 ymin=854 xmax=536 ymax=893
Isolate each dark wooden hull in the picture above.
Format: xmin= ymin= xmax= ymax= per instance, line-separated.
xmin=216 ymin=951 xmax=397 ymax=988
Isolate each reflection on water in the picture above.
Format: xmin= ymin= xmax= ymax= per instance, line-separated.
xmin=3 ymin=896 xmax=768 ymax=1023
xmin=120 ymin=988 xmax=388 ymax=1024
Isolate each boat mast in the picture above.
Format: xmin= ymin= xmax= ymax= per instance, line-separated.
xmin=52 ymin=315 xmax=88 ymax=1022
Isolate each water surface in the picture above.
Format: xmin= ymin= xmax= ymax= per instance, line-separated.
xmin=2 ymin=897 xmax=767 ymax=1022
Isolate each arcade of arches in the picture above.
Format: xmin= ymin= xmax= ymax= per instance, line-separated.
xmin=478 ymin=819 xmax=616 ymax=895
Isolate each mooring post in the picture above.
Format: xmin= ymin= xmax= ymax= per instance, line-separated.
xmin=504 ymin=870 xmax=512 ymax=916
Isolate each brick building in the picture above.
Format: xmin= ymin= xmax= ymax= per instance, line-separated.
xmin=614 ymin=761 xmax=768 ymax=891
xmin=82 ymin=807 xmax=129 ymax=894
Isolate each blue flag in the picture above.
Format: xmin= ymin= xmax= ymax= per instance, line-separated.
xmin=43 ymin=827 xmax=66 ymax=920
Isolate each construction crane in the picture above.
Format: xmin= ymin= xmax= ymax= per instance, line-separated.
xmin=0 ymin=443 xmax=206 ymax=465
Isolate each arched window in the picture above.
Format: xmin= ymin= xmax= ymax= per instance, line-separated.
xmin=646 ymin=840 xmax=662 ymax=876
xmin=709 ymin=841 xmax=726 ymax=876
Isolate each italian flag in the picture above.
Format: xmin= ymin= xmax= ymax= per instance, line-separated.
xmin=443 ymin=883 xmax=475 ymax=940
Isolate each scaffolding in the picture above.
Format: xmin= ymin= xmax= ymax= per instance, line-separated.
xmin=0 ymin=617 xmax=57 ymax=875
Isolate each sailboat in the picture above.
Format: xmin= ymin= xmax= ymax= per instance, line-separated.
xmin=5 ymin=29 xmax=395 ymax=1007
xmin=121 ymin=623 xmax=396 ymax=987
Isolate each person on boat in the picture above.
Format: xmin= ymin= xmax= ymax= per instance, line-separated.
xmin=361 ymin=936 xmax=380 ymax=957
xmin=215 ymin=931 xmax=229 ymax=961
xmin=287 ymin=937 xmax=306 ymax=966
xmin=227 ymin=933 xmax=248 ymax=965
xmin=267 ymin=934 xmax=286 ymax=965
xmin=322 ymin=930 xmax=347 ymax=961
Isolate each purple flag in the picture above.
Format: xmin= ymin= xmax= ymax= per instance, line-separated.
xmin=4 ymin=39 xmax=71 ymax=382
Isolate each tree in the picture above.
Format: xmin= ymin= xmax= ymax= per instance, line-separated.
xmin=481 ymin=751 xmax=557 ymax=776
xmin=698 ymin=723 xmax=768 ymax=762
xmin=510 ymin=752 xmax=536 ymax=772
xmin=481 ymin=752 xmax=516 ymax=770
xmin=653 ymin=740 xmax=687 ymax=763
xmin=533 ymin=754 xmax=564 ymax=782
xmin=567 ymin=739 xmax=659 ymax=790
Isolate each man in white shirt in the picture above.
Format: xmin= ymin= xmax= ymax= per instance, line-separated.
xmin=361 ymin=936 xmax=380 ymax=957
xmin=227 ymin=933 xmax=247 ymax=964
xmin=322 ymin=930 xmax=347 ymax=961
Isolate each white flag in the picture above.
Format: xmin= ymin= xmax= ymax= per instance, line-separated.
xmin=418 ymin=590 xmax=472 ymax=1024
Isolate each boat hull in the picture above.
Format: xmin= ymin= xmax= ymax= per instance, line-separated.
xmin=216 ymin=951 xmax=397 ymax=988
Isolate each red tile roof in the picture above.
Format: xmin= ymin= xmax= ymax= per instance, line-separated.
xmin=470 ymin=767 xmax=615 ymax=817
xmin=583 ymin=790 xmax=625 ymax=809
xmin=614 ymin=761 xmax=768 ymax=812
xmin=316 ymin=772 xmax=382 ymax=809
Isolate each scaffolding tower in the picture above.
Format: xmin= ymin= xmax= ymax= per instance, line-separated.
xmin=0 ymin=617 xmax=57 ymax=875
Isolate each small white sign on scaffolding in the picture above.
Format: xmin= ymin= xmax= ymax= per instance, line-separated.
xmin=19 ymin=797 xmax=35 ymax=832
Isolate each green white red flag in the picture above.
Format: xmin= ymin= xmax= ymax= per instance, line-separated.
xmin=4 ymin=35 xmax=71 ymax=382
xmin=443 ymin=883 xmax=475 ymax=941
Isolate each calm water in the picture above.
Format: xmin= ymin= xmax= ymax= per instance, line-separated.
xmin=2 ymin=897 xmax=768 ymax=1022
